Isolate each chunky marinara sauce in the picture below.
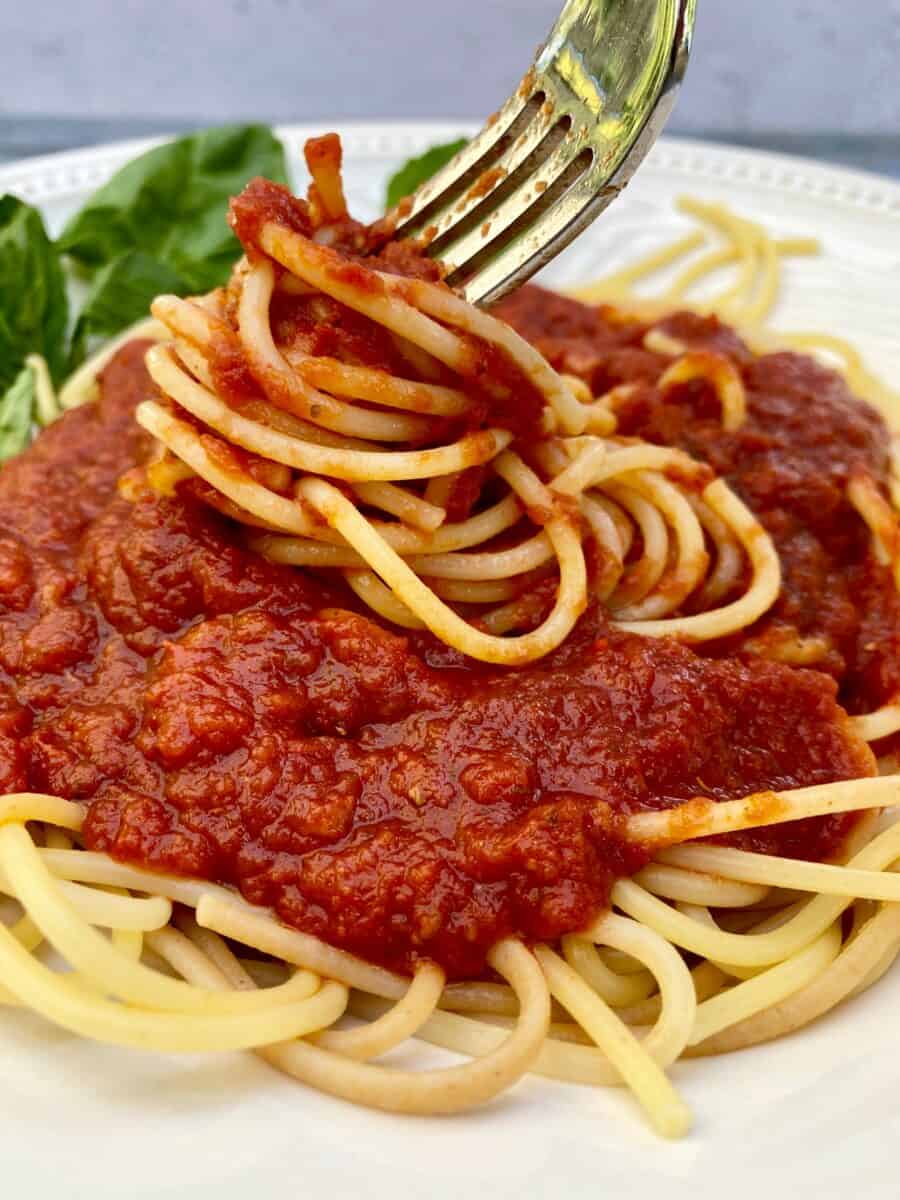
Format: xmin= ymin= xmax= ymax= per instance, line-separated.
xmin=0 ymin=305 xmax=887 ymax=978
xmin=497 ymin=287 xmax=900 ymax=725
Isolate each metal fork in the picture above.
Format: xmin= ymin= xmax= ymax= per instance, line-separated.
xmin=391 ymin=0 xmax=695 ymax=306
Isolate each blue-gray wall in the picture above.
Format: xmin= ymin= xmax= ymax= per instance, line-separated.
xmin=3 ymin=0 xmax=899 ymax=134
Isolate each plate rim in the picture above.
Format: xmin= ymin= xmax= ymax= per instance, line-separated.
xmin=1 ymin=121 xmax=899 ymax=221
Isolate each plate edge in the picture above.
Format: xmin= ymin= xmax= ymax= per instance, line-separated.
xmin=0 ymin=122 xmax=898 ymax=220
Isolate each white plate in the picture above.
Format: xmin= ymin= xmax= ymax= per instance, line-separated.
xmin=2 ymin=123 xmax=900 ymax=1200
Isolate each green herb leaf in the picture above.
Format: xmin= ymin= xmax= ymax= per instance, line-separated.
xmin=385 ymin=139 xmax=468 ymax=211
xmin=0 ymin=362 xmax=37 ymax=463
xmin=58 ymin=124 xmax=288 ymax=294
xmin=68 ymin=251 xmax=187 ymax=371
xmin=0 ymin=196 xmax=69 ymax=392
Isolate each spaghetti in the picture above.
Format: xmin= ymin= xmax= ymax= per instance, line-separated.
xmin=136 ymin=197 xmax=785 ymax=664
xmin=2 ymin=137 xmax=900 ymax=1140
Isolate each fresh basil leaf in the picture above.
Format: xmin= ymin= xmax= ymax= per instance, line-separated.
xmin=0 ymin=363 xmax=37 ymax=463
xmin=68 ymin=251 xmax=187 ymax=371
xmin=58 ymin=124 xmax=288 ymax=294
xmin=0 ymin=195 xmax=68 ymax=392
xmin=385 ymin=139 xmax=467 ymax=211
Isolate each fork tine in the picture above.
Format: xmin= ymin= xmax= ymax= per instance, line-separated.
xmin=413 ymin=105 xmax=562 ymax=252
xmin=392 ymin=80 xmax=544 ymax=238
xmin=452 ymin=161 xmax=618 ymax=305
xmin=431 ymin=116 xmax=594 ymax=282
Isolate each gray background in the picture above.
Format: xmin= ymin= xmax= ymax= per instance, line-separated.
xmin=2 ymin=0 xmax=899 ymax=173
xmin=4 ymin=0 xmax=900 ymax=129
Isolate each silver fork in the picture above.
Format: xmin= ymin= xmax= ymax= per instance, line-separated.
xmin=391 ymin=0 xmax=695 ymax=306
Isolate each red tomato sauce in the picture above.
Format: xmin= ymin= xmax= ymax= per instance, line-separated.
xmin=0 ymin=308 xmax=887 ymax=977
xmin=496 ymin=286 xmax=900 ymax=728
xmin=227 ymin=180 xmax=549 ymax=440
